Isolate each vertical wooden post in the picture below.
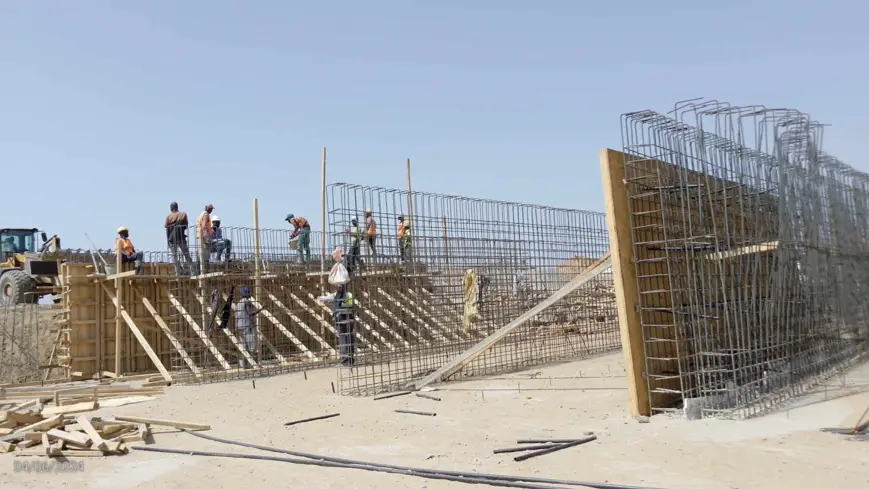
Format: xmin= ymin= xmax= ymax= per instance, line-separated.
xmin=320 ymin=147 xmax=327 ymax=294
xmin=600 ymin=148 xmax=650 ymax=416
xmin=114 ymin=238 xmax=122 ymax=375
xmin=253 ymin=198 xmax=263 ymax=365
xmin=95 ymin=281 xmax=103 ymax=374
xmin=406 ymin=158 xmax=414 ymax=272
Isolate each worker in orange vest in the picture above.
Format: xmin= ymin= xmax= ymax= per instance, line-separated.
xmin=115 ymin=227 xmax=144 ymax=275
xmin=196 ymin=204 xmax=215 ymax=273
xmin=364 ymin=209 xmax=377 ymax=261
xmin=285 ymin=214 xmax=311 ymax=263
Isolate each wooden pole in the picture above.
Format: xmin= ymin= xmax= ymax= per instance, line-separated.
xmin=253 ymin=198 xmax=263 ymax=365
xmin=114 ymin=238 xmax=122 ymax=375
xmin=406 ymin=158 xmax=414 ymax=272
xmin=320 ymin=147 xmax=327 ymax=293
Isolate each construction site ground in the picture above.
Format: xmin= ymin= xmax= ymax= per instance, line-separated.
xmin=3 ymin=352 xmax=868 ymax=489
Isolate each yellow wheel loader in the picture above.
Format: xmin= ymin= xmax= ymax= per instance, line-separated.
xmin=0 ymin=228 xmax=62 ymax=305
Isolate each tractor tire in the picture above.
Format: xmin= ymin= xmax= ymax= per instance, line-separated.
xmin=0 ymin=270 xmax=36 ymax=306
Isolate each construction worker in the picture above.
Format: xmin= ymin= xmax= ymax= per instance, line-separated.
xmin=196 ymin=204 xmax=215 ymax=274
xmin=210 ymin=216 xmax=232 ymax=264
xmin=364 ymin=209 xmax=377 ymax=261
xmin=397 ymin=215 xmax=411 ymax=262
xmin=346 ymin=218 xmax=363 ymax=274
xmin=165 ymin=202 xmax=193 ymax=275
xmin=286 ymin=214 xmax=311 ymax=263
xmin=116 ymin=227 xmax=144 ymax=275
xmin=317 ymin=283 xmax=356 ymax=366
xmin=235 ymin=286 xmax=263 ymax=369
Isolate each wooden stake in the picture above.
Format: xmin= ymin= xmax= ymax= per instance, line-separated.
xmin=320 ymin=146 xmax=327 ymax=294
xmin=253 ymin=198 xmax=262 ymax=366
xmin=114 ymin=238 xmax=122 ymax=375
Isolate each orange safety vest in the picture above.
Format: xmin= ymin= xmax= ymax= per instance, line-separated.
xmin=398 ymin=222 xmax=410 ymax=239
xmin=116 ymin=237 xmax=135 ymax=255
xmin=196 ymin=211 xmax=212 ymax=240
xmin=291 ymin=216 xmax=309 ymax=229
xmin=366 ymin=217 xmax=376 ymax=236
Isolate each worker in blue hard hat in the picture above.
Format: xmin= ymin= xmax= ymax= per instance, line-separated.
xmin=235 ymin=285 xmax=263 ymax=369
xmin=285 ymin=213 xmax=312 ymax=263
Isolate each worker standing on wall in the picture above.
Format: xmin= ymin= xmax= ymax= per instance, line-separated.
xmin=286 ymin=214 xmax=311 ymax=263
xmin=397 ymin=215 xmax=411 ymax=262
xmin=346 ymin=218 xmax=363 ymax=274
xmin=196 ymin=204 xmax=215 ymax=274
xmin=165 ymin=201 xmax=193 ymax=275
xmin=235 ymin=286 xmax=263 ymax=369
xmin=210 ymin=216 xmax=232 ymax=264
xmin=364 ymin=209 xmax=377 ymax=262
xmin=116 ymin=227 xmax=145 ymax=275
xmin=317 ymin=283 xmax=357 ymax=367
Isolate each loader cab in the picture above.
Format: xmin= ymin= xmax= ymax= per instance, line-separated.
xmin=0 ymin=228 xmax=42 ymax=255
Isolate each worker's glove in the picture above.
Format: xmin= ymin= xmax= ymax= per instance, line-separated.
xmin=290 ymin=231 xmax=299 ymax=239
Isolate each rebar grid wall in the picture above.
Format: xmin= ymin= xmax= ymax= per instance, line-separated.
xmin=621 ymin=99 xmax=869 ymax=418
xmin=166 ymin=226 xmax=341 ymax=382
xmin=328 ymin=183 xmax=619 ymax=395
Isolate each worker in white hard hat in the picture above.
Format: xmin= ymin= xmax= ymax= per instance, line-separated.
xmin=116 ymin=226 xmax=144 ymax=275
xmin=210 ymin=216 xmax=232 ymax=264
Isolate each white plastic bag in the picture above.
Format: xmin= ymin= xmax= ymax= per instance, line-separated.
xmin=328 ymin=262 xmax=351 ymax=285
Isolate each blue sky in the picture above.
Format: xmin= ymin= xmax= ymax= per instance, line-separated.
xmin=2 ymin=1 xmax=867 ymax=252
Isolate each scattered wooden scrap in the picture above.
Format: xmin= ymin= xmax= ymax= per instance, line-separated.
xmin=494 ymin=435 xmax=597 ymax=462
xmin=284 ymin=413 xmax=340 ymax=427
xmin=394 ymin=409 xmax=436 ymax=417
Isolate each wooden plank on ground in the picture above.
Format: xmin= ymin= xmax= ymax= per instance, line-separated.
xmin=99 ymin=283 xmax=173 ymax=383
xmin=46 ymin=428 xmax=90 ymax=447
xmin=112 ymin=415 xmax=210 ymax=431
xmin=193 ymin=292 xmax=260 ymax=369
xmin=11 ymin=414 xmax=63 ymax=435
xmin=42 ymin=401 xmax=99 ymax=416
xmin=75 ymin=415 xmax=107 ymax=451
xmin=133 ymin=286 xmax=202 ymax=378
xmin=412 ymin=252 xmax=612 ymax=389
xmin=166 ymin=292 xmax=231 ymax=370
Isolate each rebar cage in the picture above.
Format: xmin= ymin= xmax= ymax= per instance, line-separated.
xmin=327 ymin=183 xmax=620 ymax=395
xmin=621 ymin=99 xmax=869 ymax=418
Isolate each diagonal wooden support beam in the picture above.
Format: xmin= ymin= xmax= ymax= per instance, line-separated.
xmin=130 ymin=285 xmax=201 ymax=378
xmin=98 ymin=283 xmax=172 ymax=383
xmin=248 ymin=299 xmax=316 ymax=360
xmin=221 ymin=294 xmax=288 ymax=365
xmin=166 ymin=292 xmax=231 ymax=370
xmin=360 ymin=291 xmax=427 ymax=345
xmin=265 ymin=292 xmax=334 ymax=354
xmin=287 ymin=288 xmax=378 ymax=352
xmin=347 ymin=295 xmax=410 ymax=348
xmin=376 ymin=288 xmax=445 ymax=342
xmin=193 ymin=293 xmax=260 ymax=369
xmin=411 ymin=252 xmax=612 ymax=389
xmin=393 ymin=289 xmax=463 ymax=342
xmin=306 ymin=292 xmax=392 ymax=351
xmin=414 ymin=289 xmax=484 ymax=339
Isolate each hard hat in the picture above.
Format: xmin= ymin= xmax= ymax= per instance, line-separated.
xmin=212 ymin=215 xmax=220 ymax=222
xmin=117 ymin=226 xmax=129 ymax=234
xmin=364 ymin=209 xmax=372 ymax=215
xmin=397 ymin=215 xmax=404 ymax=221
xmin=286 ymin=213 xmax=294 ymax=221
xmin=351 ymin=217 xmax=358 ymax=223
xmin=240 ymin=286 xmax=250 ymax=297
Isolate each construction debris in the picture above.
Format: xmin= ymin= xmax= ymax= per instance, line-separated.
xmin=283 ymin=413 xmax=340 ymax=427
xmin=394 ymin=409 xmax=436 ymax=417
xmin=414 ymin=393 xmax=442 ymax=402
xmin=373 ymin=391 xmax=412 ymax=401
xmin=494 ymin=435 xmax=597 ymax=462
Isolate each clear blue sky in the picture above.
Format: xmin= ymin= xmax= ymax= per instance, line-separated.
xmin=2 ymin=1 xmax=867 ymax=252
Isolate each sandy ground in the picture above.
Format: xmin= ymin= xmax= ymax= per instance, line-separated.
xmin=3 ymin=352 xmax=869 ymax=489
